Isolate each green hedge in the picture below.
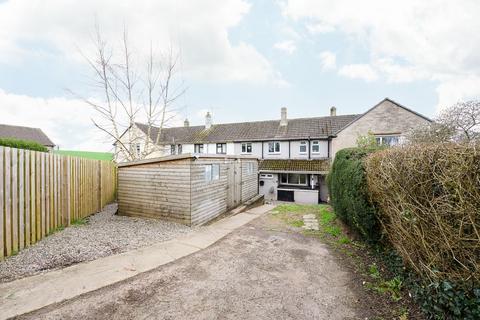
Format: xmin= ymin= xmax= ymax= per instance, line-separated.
xmin=327 ymin=147 xmax=381 ymax=243
xmin=0 ymin=138 xmax=48 ymax=152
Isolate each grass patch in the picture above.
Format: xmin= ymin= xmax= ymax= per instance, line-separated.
xmin=366 ymin=276 xmax=403 ymax=302
xmin=289 ymin=220 xmax=304 ymax=227
xmin=54 ymin=150 xmax=114 ymax=161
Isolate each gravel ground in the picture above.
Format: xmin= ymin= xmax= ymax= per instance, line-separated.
xmin=0 ymin=203 xmax=194 ymax=283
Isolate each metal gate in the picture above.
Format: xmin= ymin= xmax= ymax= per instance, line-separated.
xmin=227 ymin=160 xmax=242 ymax=209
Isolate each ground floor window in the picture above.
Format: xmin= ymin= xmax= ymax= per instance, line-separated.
xmin=205 ymin=164 xmax=220 ymax=182
xmin=280 ymin=173 xmax=308 ymax=186
xmin=375 ymin=135 xmax=400 ymax=146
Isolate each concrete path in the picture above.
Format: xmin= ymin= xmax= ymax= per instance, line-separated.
xmin=0 ymin=204 xmax=275 ymax=320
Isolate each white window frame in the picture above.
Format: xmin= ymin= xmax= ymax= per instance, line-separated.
xmin=194 ymin=144 xmax=204 ymax=153
xmin=170 ymin=144 xmax=176 ymax=155
xmin=375 ymin=135 xmax=400 ymax=146
xmin=177 ymin=144 xmax=182 ymax=154
xmin=216 ymin=143 xmax=226 ymax=154
xmin=280 ymin=173 xmax=308 ymax=186
xmin=299 ymin=141 xmax=307 ymax=154
xmin=241 ymin=142 xmax=252 ymax=154
xmin=311 ymin=140 xmax=320 ymax=154
xmin=268 ymin=141 xmax=281 ymax=154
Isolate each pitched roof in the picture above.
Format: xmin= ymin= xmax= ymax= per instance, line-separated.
xmin=259 ymin=159 xmax=330 ymax=173
xmin=136 ymin=114 xmax=359 ymax=144
xmin=0 ymin=124 xmax=55 ymax=147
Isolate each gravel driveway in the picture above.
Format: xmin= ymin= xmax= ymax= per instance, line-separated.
xmin=20 ymin=212 xmax=370 ymax=320
xmin=0 ymin=203 xmax=194 ymax=283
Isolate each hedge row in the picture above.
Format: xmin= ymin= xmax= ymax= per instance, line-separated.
xmin=326 ymin=147 xmax=381 ymax=243
xmin=0 ymin=138 xmax=48 ymax=152
xmin=328 ymin=144 xmax=480 ymax=319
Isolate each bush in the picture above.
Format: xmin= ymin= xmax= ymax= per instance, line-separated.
xmin=365 ymin=143 xmax=480 ymax=319
xmin=0 ymin=137 xmax=48 ymax=152
xmin=327 ymin=147 xmax=382 ymax=243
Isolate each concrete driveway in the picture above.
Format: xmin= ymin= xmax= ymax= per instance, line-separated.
xmin=20 ymin=213 xmax=364 ymax=320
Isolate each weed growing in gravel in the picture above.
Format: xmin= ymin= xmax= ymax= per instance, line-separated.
xmin=71 ymin=218 xmax=88 ymax=226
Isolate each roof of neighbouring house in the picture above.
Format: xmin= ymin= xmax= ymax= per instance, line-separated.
xmin=259 ymin=159 xmax=330 ymax=173
xmin=0 ymin=124 xmax=55 ymax=147
xmin=135 ymin=114 xmax=359 ymax=144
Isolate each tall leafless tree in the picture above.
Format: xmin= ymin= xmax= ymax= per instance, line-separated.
xmin=406 ymin=100 xmax=480 ymax=144
xmin=73 ymin=24 xmax=185 ymax=162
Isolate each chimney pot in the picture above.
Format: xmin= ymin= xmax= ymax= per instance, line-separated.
xmin=205 ymin=112 xmax=212 ymax=129
xmin=184 ymin=119 xmax=190 ymax=127
xmin=280 ymin=107 xmax=288 ymax=126
xmin=330 ymin=106 xmax=337 ymax=116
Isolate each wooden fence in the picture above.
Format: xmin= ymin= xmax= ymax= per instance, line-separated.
xmin=0 ymin=147 xmax=117 ymax=259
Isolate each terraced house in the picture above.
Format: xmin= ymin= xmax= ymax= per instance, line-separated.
xmin=115 ymin=98 xmax=430 ymax=204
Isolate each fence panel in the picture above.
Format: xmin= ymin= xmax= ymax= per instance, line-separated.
xmin=0 ymin=147 xmax=117 ymax=259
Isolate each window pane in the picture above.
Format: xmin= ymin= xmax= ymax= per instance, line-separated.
xmin=170 ymin=145 xmax=175 ymax=155
xmin=205 ymin=165 xmax=212 ymax=182
xmin=280 ymin=174 xmax=288 ymax=184
xmin=275 ymin=142 xmax=280 ymax=152
xmin=178 ymin=144 xmax=182 ymax=154
xmin=299 ymin=174 xmax=306 ymax=184
xmin=242 ymin=144 xmax=246 ymax=153
xmin=247 ymin=143 xmax=252 ymax=153
xmin=288 ymin=174 xmax=300 ymax=184
xmin=268 ymin=142 xmax=274 ymax=153
xmin=212 ymin=164 xmax=220 ymax=180
xmin=300 ymin=141 xmax=307 ymax=153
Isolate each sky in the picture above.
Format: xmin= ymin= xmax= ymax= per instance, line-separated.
xmin=0 ymin=0 xmax=479 ymax=151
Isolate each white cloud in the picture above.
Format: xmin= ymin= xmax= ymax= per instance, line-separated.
xmin=306 ymin=22 xmax=335 ymax=34
xmin=318 ymin=51 xmax=336 ymax=70
xmin=0 ymin=0 xmax=282 ymax=85
xmin=338 ymin=64 xmax=378 ymax=82
xmin=0 ymin=89 xmax=184 ymax=151
xmin=0 ymin=89 xmax=109 ymax=151
xmin=283 ymin=0 xmax=480 ymax=109
xmin=274 ymin=40 xmax=297 ymax=54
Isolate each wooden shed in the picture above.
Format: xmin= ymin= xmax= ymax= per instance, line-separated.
xmin=117 ymin=154 xmax=259 ymax=226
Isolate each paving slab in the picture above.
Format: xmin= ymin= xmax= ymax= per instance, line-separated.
xmin=0 ymin=204 xmax=273 ymax=320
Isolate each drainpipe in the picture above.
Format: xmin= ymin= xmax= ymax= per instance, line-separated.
xmin=327 ymin=139 xmax=330 ymax=158
xmin=288 ymin=141 xmax=291 ymax=158
xmin=308 ymin=136 xmax=311 ymax=160
xmin=261 ymin=141 xmax=264 ymax=159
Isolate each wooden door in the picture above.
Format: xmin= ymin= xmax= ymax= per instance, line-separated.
xmin=227 ymin=160 xmax=242 ymax=209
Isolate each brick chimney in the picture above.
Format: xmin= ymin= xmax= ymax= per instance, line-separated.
xmin=280 ymin=107 xmax=288 ymax=126
xmin=184 ymin=119 xmax=190 ymax=127
xmin=205 ymin=112 xmax=212 ymax=129
xmin=330 ymin=106 xmax=337 ymax=116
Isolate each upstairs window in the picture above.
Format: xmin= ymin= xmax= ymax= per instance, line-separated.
xmin=268 ymin=141 xmax=281 ymax=153
xmin=241 ymin=142 xmax=252 ymax=154
xmin=177 ymin=144 xmax=182 ymax=154
xmin=311 ymin=140 xmax=320 ymax=153
xmin=299 ymin=141 xmax=307 ymax=154
xmin=376 ymin=135 xmax=400 ymax=146
xmin=170 ymin=144 xmax=176 ymax=155
xmin=194 ymin=144 xmax=204 ymax=153
xmin=135 ymin=143 xmax=141 ymax=156
xmin=216 ymin=143 xmax=227 ymax=154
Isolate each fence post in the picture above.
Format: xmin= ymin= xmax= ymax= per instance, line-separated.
xmin=0 ymin=147 xmax=4 ymax=260
xmin=98 ymin=160 xmax=102 ymax=211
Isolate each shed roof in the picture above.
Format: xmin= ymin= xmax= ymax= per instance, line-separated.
xmin=0 ymin=124 xmax=55 ymax=147
xmin=118 ymin=153 xmax=258 ymax=168
xmin=259 ymin=159 xmax=330 ymax=174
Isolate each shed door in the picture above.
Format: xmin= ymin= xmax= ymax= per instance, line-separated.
xmin=227 ymin=160 xmax=242 ymax=209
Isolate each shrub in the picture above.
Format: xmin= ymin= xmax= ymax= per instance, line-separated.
xmin=0 ymin=137 xmax=48 ymax=152
xmin=365 ymin=143 xmax=480 ymax=319
xmin=327 ymin=147 xmax=382 ymax=243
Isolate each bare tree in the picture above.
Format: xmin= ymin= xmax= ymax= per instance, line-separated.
xmin=406 ymin=100 xmax=480 ymax=144
xmin=73 ymin=24 xmax=185 ymax=162
xmin=437 ymin=100 xmax=480 ymax=142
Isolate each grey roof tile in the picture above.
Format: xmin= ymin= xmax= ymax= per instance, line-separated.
xmin=0 ymin=124 xmax=55 ymax=147
xmin=136 ymin=114 xmax=359 ymax=144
